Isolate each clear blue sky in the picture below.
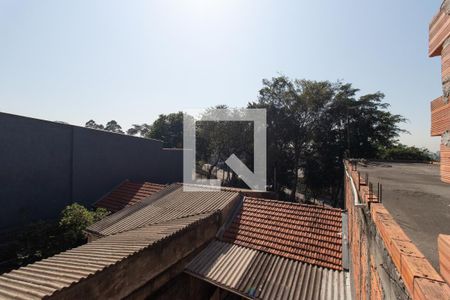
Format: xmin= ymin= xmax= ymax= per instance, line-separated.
xmin=0 ymin=0 xmax=444 ymax=151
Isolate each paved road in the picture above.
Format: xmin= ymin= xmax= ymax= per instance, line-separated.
xmin=358 ymin=162 xmax=450 ymax=270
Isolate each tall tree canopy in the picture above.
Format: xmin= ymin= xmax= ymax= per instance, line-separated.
xmin=85 ymin=120 xmax=104 ymax=130
xmin=85 ymin=120 xmax=124 ymax=134
xmin=249 ymin=76 xmax=406 ymax=203
xmin=146 ymin=112 xmax=184 ymax=148
xmin=84 ymin=77 xmax=408 ymax=207
xmin=195 ymin=106 xmax=254 ymax=185
xmin=127 ymin=124 xmax=152 ymax=137
xmin=104 ymin=120 xmax=124 ymax=134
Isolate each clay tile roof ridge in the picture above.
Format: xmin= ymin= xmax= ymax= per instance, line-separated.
xmin=244 ymin=196 xmax=343 ymax=213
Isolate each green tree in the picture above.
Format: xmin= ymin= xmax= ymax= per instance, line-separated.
xmin=85 ymin=120 xmax=125 ymax=134
xmin=249 ymin=77 xmax=334 ymax=200
xmin=195 ymin=106 xmax=254 ymax=185
xmin=59 ymin=203 xmax=108 ymax=245
xmin=85 ymin=119 xmax=104 ymax=130
xmin=104 ymin=120 xmax=124 ymax=134
xmin=249 ymin=77 xmax=407 ymax=204
xmin=378 ymin=144 xmax=432 ymax=161
xmin=127 ymin=124 xmax=152 ymax=137
xmin=147 ymin=112 xmax=184 ymax=148
xmin=16 ymin=203 xmax=108 ymax=267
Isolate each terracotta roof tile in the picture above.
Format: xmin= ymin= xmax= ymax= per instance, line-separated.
xmin=221 ymin=197 xmax=343 ymax=270
xmin=94 ymin=181 xmax=166 ymax=212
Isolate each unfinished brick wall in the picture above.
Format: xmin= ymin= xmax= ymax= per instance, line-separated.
xmin=441 ymin=143 xmax=450 ymax=183
xmin=345 ymin=173 xmax=397 ymax=299
xmin=439 ymin=235 xmax=450 ymax=287
xmin=344 ymin=161 xmax=450 ymax=299
xmin=430 ymin=1 xmax=450 ymax=184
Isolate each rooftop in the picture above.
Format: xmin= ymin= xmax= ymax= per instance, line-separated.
xmin=0 ymin=185 xmax=241 ymax=299
xmin=186 ymin=241 xmax=350 ymax=300
xmin=87 ymin=184 xmax=239 ymax=238
xmin=0 ymin=213 xmax=215 ymax=299
xmin=94 ymin=181 xmax=167 ymax=213
xmin=0 ymin=183 xmax=348 ymax=299
xmin=221 ymin=197 xmax=343 ymax=270
xmin=185 ymin=197 xmax=348 ymax=299
xmin=357 ymin=161 xmax=450 ymax=270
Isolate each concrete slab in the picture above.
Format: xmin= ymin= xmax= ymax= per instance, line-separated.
xmin=358 ymin=162 xmax=450 ymax=270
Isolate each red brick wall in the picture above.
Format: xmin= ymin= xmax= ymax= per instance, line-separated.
xmin=441 ymin=144 xmax=450 ymax=183
xmin=370 ymin=254 xmax=382 ymax=300
xmin=429 ymin=7 xmax=450 ymax=57
xmin=345 ymin=174 xmax=380 ymax=299
xmin=344 ymin=161 xmax=450 ymax=299
xmin=431 ymin=97 xmax=450 ymax=136
xmin=429 ymin=2 xmax=450 ymax=184
xmin=439 ymin=235 xmax=450 ymax=285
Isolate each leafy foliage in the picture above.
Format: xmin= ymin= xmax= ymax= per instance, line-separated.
xmin=378 ymin=144 xmax=433 ymax=161
xmin=85 ymin=119 xmax=124 ymax=134
xmin=59 ymin=203 xmax=108 ymax=245
xmin=249 ymin=77 xmax=407 ymax=204
xmin=127 ymin=124 xmax=152 ymax=137
xmin=85 ymin=119 xmax=104 ymax=130
xmin=83 ymin=77 xmax=418 ymax=207
xmin=16 ymin=220 xmax=64 ymax=267
xmin=15 ymin=203 xmax=108 ymax=267
xmin=104 ymin=120 xmax=124 ymax=133
xmin=195 ymin=106 xmax=254 ymax=186
xmin=146 ymin=112 xmax=184 ymax=148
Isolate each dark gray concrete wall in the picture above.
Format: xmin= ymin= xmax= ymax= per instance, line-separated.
xmin=0 ymin=112 xmax=183 ymax=229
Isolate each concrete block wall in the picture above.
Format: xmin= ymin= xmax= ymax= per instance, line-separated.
xmin=0 ymin=112 xmax=183 ymax=229
xmin=344 ymin=161 xmax=450 ymax=299
xmin=429 ymin=1 xmax=450 ymax=184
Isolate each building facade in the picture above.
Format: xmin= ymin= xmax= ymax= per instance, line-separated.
xmin=430 ymin=0 xmax=450 ymax=183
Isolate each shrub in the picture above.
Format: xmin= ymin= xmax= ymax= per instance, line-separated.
xmin=16 ymin=203 xmax=109 ymax=267
xmin=59 ymin=203 xmax=108 ymax=245
xmin=16 ymin=220 xmax=63 ymax=266
xmin=378 ymin=144 xmax=433 ymax=162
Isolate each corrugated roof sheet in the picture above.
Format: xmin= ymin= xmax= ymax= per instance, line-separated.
xmin=221 ymin=197 xmax=343 ymax=270
xmin=186 ymin=241 xmax=351 ymax=300
xmin=94 ymin=181 xmax=167 ymax=213
xmin=0 ymin=213 xmax=215 ymax=300
xmin=87 ymin=185 xmax=239 ymax=237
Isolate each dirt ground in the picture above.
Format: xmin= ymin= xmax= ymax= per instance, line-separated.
xmin=357 ymin=162 xmax=450 ymax=270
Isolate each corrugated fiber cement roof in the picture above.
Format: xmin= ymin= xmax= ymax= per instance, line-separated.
xmin=186 ymin=241 xmax=351 ymax=300
xmin=0 ymin=213 xmax=214 ymax=300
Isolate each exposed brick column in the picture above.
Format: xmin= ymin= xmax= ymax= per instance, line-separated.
xmin=438 ymin=234 xmax=450 ymax=286
xmin=441 ymin=133 xmax=450 ymax=183
xmin=442 ymin=38 xmax=450 ymax=102
xmin=430 ymin=1 xmax=450 ymax=184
